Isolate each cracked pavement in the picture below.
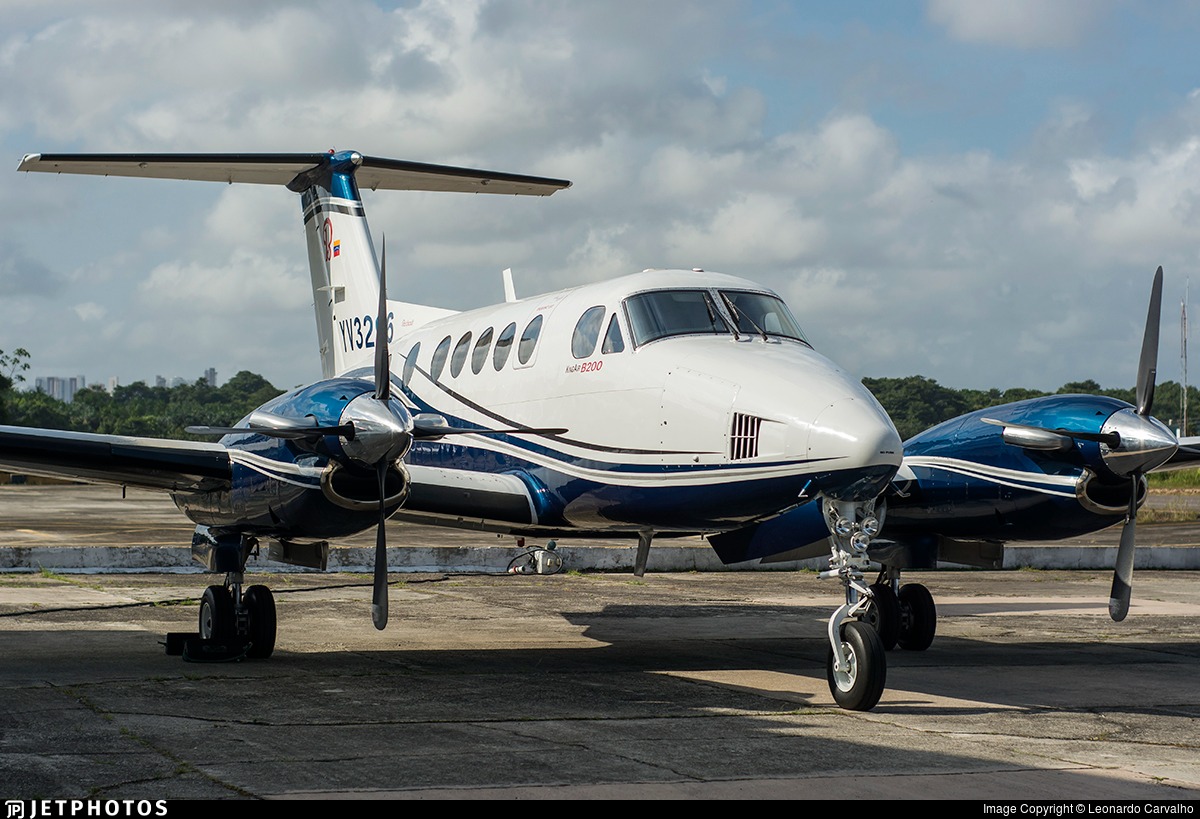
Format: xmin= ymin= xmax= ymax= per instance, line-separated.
xmin=2 ymin=568 xmax=1199 ymax=799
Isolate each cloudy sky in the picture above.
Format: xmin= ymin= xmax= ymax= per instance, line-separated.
xmin=6 ymin=0 xmax=1200 ymax=395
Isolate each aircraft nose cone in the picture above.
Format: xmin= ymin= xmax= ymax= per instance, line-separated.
xmin=808 ymin=396 xmax=903 ymax=500
xmin=1100 ymin=408 xmax=1178 ymax=476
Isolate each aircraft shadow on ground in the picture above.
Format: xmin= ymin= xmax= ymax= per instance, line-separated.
xmin=3 ymin=596 xmax=1198 ymax=717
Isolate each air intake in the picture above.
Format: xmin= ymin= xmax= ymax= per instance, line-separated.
xmin=730 ymin=413 xmax=762 ymax=460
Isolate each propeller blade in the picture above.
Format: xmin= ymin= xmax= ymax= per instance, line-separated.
xmin=1136 ymin=266 xmax=1163 ymax=416
xmin=412 ymin=423 xmax=570 ymax=440
xmin=371 ymin=461 xmax=389 ymax=630
xmin=374 ymin=238 xmax=391 ymax=402
xmin=1108 ymin=477 xmax=1138 ymax=622
xmin=186 ymin=423 xmax=354 ymax=439
xmin=981 ymin=418 xmax=1119 ymax=448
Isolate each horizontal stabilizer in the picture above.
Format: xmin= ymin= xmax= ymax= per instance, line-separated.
xmin=18 ymin=152 xmax=571 ymax=196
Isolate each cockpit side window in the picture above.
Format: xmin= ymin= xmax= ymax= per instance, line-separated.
xmin=719 ymin=290 xmax=808 ymax=343
xmin=601 ymin=314 xmax=625 ymax=354
xmin=624 ymin=289 xmax=725 ymax=346
xmin=571 ymin=305 xmax=606 ymax=359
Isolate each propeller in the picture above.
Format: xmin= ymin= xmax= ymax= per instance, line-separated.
xmin=370 ymin=239 xmax=395 ymax=630
xmin=1108 ymin=266 xmax=1165 ymax=622
xmin=411 ymin=413 xmax=567 ymax=440
xmin=186 ymin=409 xmax=353 ymax=440
xmin=982 ymin=268 xmax=1175 ymax=621
xmin=188 ymin=238 xmax=570 ymax=630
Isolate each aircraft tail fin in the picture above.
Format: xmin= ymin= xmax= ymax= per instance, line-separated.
xmin=19 ymin=151 xmax=570 ymax=377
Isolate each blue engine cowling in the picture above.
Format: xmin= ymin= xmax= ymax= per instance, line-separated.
xmin=171 ymin=377 xmax=410 ymax=540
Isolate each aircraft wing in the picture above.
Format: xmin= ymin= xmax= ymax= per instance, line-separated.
xmin=0 ymin=426 xmax=231 ymax=492
xmin=17 ymin=153 xmax=571 ymax=196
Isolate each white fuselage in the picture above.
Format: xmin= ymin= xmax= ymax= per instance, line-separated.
xmin=376 ymin=269 xmax=902 ymax=532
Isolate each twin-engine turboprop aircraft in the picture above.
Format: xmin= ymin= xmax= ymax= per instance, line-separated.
xmin=3 ymin=150 xmax=902 ymax=708
xmin=3 ymin=150 xmax=1186 ymax=712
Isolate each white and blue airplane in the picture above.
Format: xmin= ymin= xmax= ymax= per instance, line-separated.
xmin=1 ymin=150 xmax=1186 ymax=711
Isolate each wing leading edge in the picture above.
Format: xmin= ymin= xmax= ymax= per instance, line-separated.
xmin=0 ymin=426 xmax=232 ymax=492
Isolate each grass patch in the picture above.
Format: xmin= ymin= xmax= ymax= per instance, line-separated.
xmin=1140 ymin=502 xmax=1199 ymax=524
xmin=1148 ymin=467 xmax=1200 ymax=489
xmin=36 ymin=567 xmax=102 ymax=590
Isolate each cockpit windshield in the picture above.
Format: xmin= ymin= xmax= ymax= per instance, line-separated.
xmin=719 ymin=290 xmax=808 ymax=343
xmin=624 ymin=289 xmax=727 ymax=346
xmin=623 ymin=287 xmax=808 ymax=347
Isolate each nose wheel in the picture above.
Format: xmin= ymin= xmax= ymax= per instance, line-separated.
xmin=826 ymin=620 xmax=887 ymax=711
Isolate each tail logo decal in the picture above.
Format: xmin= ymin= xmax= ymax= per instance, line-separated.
xmin=321 ymin=218 xmax=335 ymax=261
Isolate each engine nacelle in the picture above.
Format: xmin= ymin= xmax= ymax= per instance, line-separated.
xmin=321 ymin=460 xmax=411 ymax=511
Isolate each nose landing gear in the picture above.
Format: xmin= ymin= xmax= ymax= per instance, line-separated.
xmin=819 ymin=498 xmax=887 ymax=711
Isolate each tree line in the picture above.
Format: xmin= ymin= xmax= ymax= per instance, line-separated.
xmin=3 ymin=348 xmax=1198 ymax=443
xmin=0 ymin=348 xmax=283 ymax=440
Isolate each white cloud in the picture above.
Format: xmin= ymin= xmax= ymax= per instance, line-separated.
xmin=926 ymin=0 xmax=1110 ymax=48
xmin=137 ymin=251 xmax=310 ymax=313
xmin=71 ymin=302 xmax=105 ymax=322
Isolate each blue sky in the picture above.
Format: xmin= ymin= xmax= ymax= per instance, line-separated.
xmin=5 ymin=0 xmax=1200 ymax=402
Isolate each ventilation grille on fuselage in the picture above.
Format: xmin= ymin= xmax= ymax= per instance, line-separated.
xmin=730 ymin=413 xmax=762 ymax=460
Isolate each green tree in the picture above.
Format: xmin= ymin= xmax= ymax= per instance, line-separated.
xmin=0 ymin=348 xmax=31 ymax=423
xmin=861 ymin=376 xmax=972 ymax=441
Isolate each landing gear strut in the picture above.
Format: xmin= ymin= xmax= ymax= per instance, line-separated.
xmin=168 ymin=529 xmax=278 ymax=661
xmin=188 ymin=573 xmax=277 ymax=659
xmin=819 ymin=498 xmax=887 ymax=710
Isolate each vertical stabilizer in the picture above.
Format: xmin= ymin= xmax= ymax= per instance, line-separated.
xmin=296 ymin=152 xmax=383 ymax=377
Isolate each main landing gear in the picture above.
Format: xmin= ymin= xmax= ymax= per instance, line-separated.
xmin=167 ymin=529 xmax=279 ymax=662
xmin=171 ymin=573 xmax=277 ymax=662
xmin=819 ymin=499 xmax=938 ymax=711
xmin=197 ymin=576 xmax=277 ymax=658
xmin=860 ymin=566 xmax=937 ymax=652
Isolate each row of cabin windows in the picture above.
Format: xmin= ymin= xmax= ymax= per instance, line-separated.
xmin=406 ymin=315 xmax=546 ymax=384
xmin=403 ymin=307 xmax=627 ymax=385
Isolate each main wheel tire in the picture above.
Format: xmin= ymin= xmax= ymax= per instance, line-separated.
xmin=243 ymin=584 xmax=276 ymax=659
xmin=199 ymin=585 xmax=234 ymax=640
xmin=862 ymin=582 xmax=900 ymax=651
xmin=897 ymin=583 xmax=937 ymax=651
xmin=826 ymin=620 xmax=887 ymax=711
